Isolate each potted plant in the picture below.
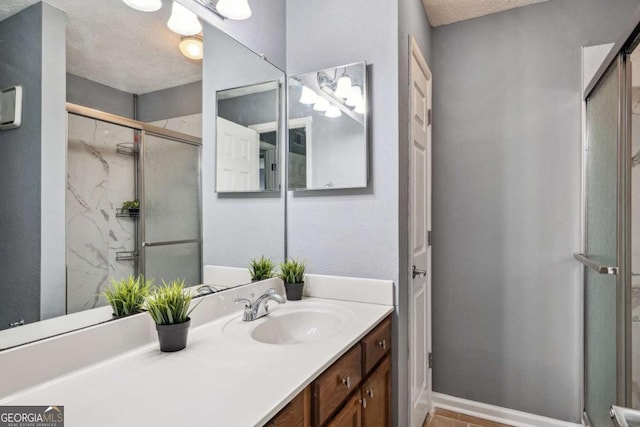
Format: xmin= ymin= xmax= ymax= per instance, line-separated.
xmin=102 ymin=275 xmax=152 ymax=318
xmin=145 ymin=279 xmax=200 ymax=352
xmin=121 ymin=199 xmax=140 ymax=216
xmin=249 ymin=256 xmax=276 ymax=282
xmin=278 ymin=259 xmax=306 ymax=301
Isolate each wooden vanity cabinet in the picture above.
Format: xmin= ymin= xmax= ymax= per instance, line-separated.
xmin=267 ymin=386 xmax=311 ymax=427
xmin=265 ymin=315 xmax=392 ymax=427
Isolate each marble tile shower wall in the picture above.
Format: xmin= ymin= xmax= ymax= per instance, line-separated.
xmin=66 ymin=114 xmax=136 ymax=314
xmin=149 ymin=113 xmax=202 ymax=139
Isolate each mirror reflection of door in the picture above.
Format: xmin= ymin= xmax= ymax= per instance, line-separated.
xmin=215 ymin=81 xmax=280 ymax=193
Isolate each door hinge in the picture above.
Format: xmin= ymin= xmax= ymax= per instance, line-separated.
xmin=427 ymin=109 xmax=432 ymax=126
xmin=428 ymin=230 xmax=432 ymax=247
xmin=428 ymin=352 xmax=433 ymax=369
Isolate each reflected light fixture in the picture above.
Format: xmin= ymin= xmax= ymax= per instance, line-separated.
xmin=334 ymin=71 xmax=352 ymax=99
xmin=325 ymin=105 xmax=342 ymax=118
xmin=354 ymin=101 xmax=365 ymax=115
xmin=313 ymin=97 xmax=330 ymax=112
xmin=216 ymin=0 xmax=252 ymax=20
xmin=122 ymin=0 xmax=162 ymax=12
xmin=168 ymin=1 xmax=202 ymax=36
xmin=299 ymin=86 xmax=317 ymax=105
xmin=179 ymin=36 xmax=204 ymax=60
xmin=346 ymin=86 xmax=363 ymax=108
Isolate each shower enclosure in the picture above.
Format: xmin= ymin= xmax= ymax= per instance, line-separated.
xmin=65 ymin=104 xmax=202 ymax=313
xmin=578 ymin=12 xmax=640 ymax=427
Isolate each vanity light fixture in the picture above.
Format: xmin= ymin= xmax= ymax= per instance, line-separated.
xmin=325 ymin=105 xmax=342 ymax=118
xmin=354 ymin=102 xmax=365 ymax=115
xmin=179 ymin=36 xmax=204 ymax=60
xmin=313 ymin=97 xmax=330 ymax=112
xmin=346 ymin=86 xmax=363 ymax=108
xmin=216 ymin=0 xmax=252 ymax=20
xmin=299 ymin=86 xmax=318 ymax=105
xmin=168 ymin=1 xmax=203 ymax=36
xmin=334 ymin=71 xmax=353 ymax=99
xmin=122 ymin=0 xmax=162 ymax=12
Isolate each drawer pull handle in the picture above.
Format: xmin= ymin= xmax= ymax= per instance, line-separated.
xmin=341 ymin=376 xmax=352 ymax=389
xmin=366 ymin=388 xmax=374 ymax=398
xmin=359 ymin=397 xmax=367 ymax=408
xmin=376 ymin=339 xmax=387 ymax=349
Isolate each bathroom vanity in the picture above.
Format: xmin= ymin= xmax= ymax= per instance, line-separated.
xmin=0 ymin=275 xmax=393 ymax=427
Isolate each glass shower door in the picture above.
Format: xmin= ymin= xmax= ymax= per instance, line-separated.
xmin=581 ymin=55 xmax=627 ymax=427
xmin=141 ymin=132 xmax=202 ymax=287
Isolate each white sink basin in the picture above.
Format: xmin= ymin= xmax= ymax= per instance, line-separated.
xmin=221 ymin=301 xmax=353 ymax=345
xmin=251 ymin=311 xmax=343 ymax=345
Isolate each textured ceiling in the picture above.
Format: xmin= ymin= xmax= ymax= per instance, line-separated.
xmin=0 ymin=0 xmax=202 ymax=94
xmin=421 ymin=0 xmax=551 ymax=27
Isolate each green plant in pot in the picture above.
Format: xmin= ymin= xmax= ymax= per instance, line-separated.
xmin=121 ymin=199 xmax=140 ymax=215
xmin=278 ymin=259 xmax=306 ymax=301
xmin=145 ymin=279 xmax=200 ymax=352
xmin=249 ymin=256 xmax=276 ymax=282
xmin=102 ymin=275 xmax=152 ymax=318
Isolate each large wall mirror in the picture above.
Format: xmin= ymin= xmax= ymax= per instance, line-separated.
xmin=0 ymin=0 xmax=285 ymax=350
xmin=288 ymin=62 xmax=368 ymax=191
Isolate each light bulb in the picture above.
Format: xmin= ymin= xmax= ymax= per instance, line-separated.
xmin=355 ymin=101 xmax=365 ymax=115
xmin=179 ymin=36 xmax=203 ymax=60
xmin=325 ymin=106 xmax=342 ymax=118
xmin=167 ymin=1 xmax=202 ymax=36
xmin=313 ymin=97 xmax=330 ymax=112
xmin=346 ymin=86 xmax=363 ymax=107
xmin=122 ymin=0 xmax=162 ymax=12
xmin=216 ymin=0 xmax=252 ymax=20
xmin=299 ymin=86 xmax=317 ymax=105
xmin=334 ymin=74 xmax=352 ymax=99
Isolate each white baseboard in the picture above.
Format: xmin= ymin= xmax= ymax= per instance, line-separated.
xmin=432 ymin=393 xmax=582 ymax=427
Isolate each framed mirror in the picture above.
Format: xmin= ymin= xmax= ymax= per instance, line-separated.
xmin=0 ymin=0 xmax=286 ymax=350
xmin=287 ymin=61 xmax=368 ymax=191
xmin=215 ymin=81 xmax=280 ymax=193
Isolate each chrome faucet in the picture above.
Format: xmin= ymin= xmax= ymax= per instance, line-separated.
xmin=234 ymin=288 xmax=286 ymax=321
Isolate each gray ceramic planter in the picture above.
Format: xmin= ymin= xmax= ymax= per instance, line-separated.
xmin=155 ymin=318 xmax=191 ymax=352
xmin=284 ymin=282 xmax=304 ymax=301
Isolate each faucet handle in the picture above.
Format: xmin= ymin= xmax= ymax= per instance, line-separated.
xmin=234 ymin=297 xmax=253 ymax=308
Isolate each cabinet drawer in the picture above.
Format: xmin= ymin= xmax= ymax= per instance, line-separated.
xmin=313 ymin=345 xmax=362 ymax=426
xmin=361 ymin=317 xmax=391 ymax=375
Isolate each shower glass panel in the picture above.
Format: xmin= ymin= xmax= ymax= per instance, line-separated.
xmin=141 ymin=132 xmax=201 ymax=286
xmin=584 ymin=59 xmax=623 ymax=427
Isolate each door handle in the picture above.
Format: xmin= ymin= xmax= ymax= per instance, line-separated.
xmin=412 ymin=265 xmax=427 ymax=279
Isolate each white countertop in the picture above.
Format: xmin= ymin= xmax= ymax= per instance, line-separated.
xmin=0 ymin=297 xmax=393 ymax=427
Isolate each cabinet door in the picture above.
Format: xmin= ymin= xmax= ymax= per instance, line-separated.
xmin=326 ymin=392 xmax=362 ymax=427
xmin=362 ymin=356 xmax=391 ymax=427
xmin=267 ymin=386 xmax=311 ymax=427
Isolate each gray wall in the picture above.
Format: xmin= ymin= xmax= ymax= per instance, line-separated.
xmin=286 ymin=0 xmax=403 ymax=423
xmin=0 ymin=3 xmax=66 ymax=329
xmin=67 ymin=74 xmax=134 ymax=119
xmin=431 ymin=0 xmax=640 ymax=422
xmin=202 ymin=23 xmax=285 ymax=268
xmin=183 ymin=0 xmax=286 ymax=71
xmin=39 ymin=3 xmax=66 ymax=321
xmin=217 ymin=89 xmax=277 ymax=127
xmin=137 ymin=81 xmax=202 ymax=122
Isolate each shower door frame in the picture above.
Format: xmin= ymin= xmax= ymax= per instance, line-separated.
xmin=66 ymin=103 xmax=203 ymax=285
xmin=580 ymin=37 xmax=635 ymax=427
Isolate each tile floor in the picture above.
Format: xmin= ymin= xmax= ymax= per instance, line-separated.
xmin=423 ymin=408 xmax=513 ymax=427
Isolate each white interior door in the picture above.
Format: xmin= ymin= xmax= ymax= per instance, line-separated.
xmin=409 ymin=35 xmax=432 ymax=427
xmin=216 ymin=117 xmax=259 ymax=191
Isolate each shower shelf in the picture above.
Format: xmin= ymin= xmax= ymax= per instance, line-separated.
xmin=116 ymin=208 xmax=140 ymax=218
xmin=116 ymin=251 xmax=139 ymax=262
xmin=116 ymin=143 xmax=139 ymax=156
